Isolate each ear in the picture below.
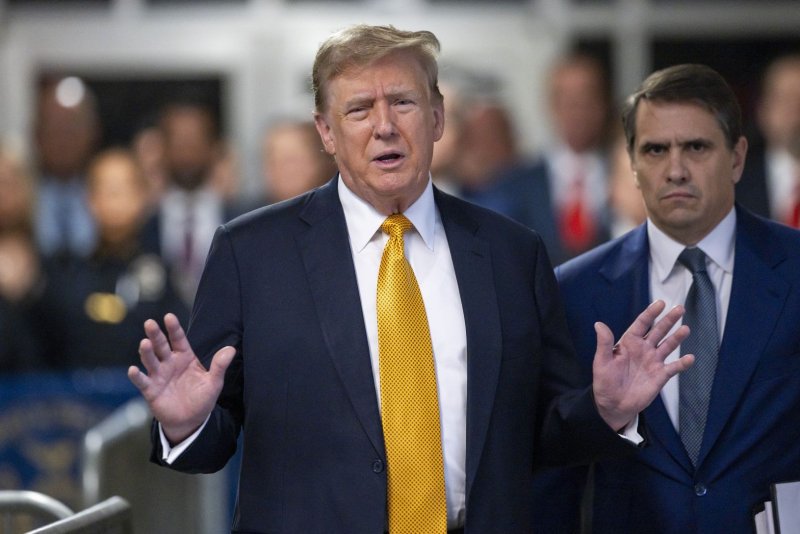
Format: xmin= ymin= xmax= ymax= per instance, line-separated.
xmin=432 ymin=98 xmax=445 ymax=143
xmin=730 ymin=136 xmax=748 ymax=185
xmin=630 ymin=153 xmax=642 ymax=190
xmin=313 ymin=112 xmax=336 ymax=155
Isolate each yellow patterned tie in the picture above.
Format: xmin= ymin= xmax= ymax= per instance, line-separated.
xmin=377 ymin=214 xmax=447 ymax=534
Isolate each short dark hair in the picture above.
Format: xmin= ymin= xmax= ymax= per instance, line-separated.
xmin=622 ymin=64 xmax=743 ymax=154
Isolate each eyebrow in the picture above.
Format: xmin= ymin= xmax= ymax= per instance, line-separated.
xmin=680 ymin=138 xmax=713 ymax=147
xmin=638 ymin=137 xmax=714 ymax=151
xmin=343 ymin=87 xmax=421 ymax=107
xmin=343 ymin=94 xmax=374 ymax=109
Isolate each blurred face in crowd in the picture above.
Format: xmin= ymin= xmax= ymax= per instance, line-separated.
xmin=609 ymin=134 xmax=646 ymax=227
xmin=454 ymin=103 xmax=518 ymax=188
xmin=35 ymin=85 xmax=99 ymax=179
xmin=430 ymin=82 xmax=464 ymax=179
xmin=314 ymin=49 xmax=444 ymax=214
xmin=549 ymin=58 xmax=609 ymax=153
xmin=161 ymin=105 xmax=219 ymax=191
xmin=631 ymin=100 xmax=747 ymax=245
xmin=132 ymin=126 xmax=168 ymax=204
xmin=758 ymin=57 xmax=800 ymax=151
xmin=0 ymin=152 xmax=34 ymax=233
xmin=263 ymin=122 xmax=335 ymax=203
xmin=88 ymin=151 xmax=150 ymax=245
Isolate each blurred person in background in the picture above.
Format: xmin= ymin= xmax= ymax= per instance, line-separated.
xmin=32 ymin=76 xmax=100 ymax=259
xmin=210 ymin=141 xmax=242 ymax=205
xmin=429 ymin=80 xmax=467 ymax=195
xmin=520 ymin=52 xmax=614 ymax=265
xmin=140 ymin=100 xmax=239 ymax=307
xmin=0 ymin=143 xmax=47 ymax=371
xmin=449 ymin=97 xmax=583 ymax=230
xmin=738 ymin=52 xmax=800 ymax=228
xmin=608 ymin=125 xmax=647 ymax=237
xmin=37 ymin=148 xmax=187 ymax=369
xmin=454 ymin=100 xmax=523 ymax=206
xmin=131 ymin=119 xmax=168 ymax=208
xmin=453 ymin=52 xmax=615 ymax=267
xmin=257 ymin=118 xmax=337 ymax=205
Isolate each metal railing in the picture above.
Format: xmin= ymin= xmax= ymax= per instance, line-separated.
xmin=27 ymin=496 xmax=132 ymax=534
xmin=0 ymin=490 xmax=74 ymax=533
xmin=80 ymin=397 xmax=230 ymax=534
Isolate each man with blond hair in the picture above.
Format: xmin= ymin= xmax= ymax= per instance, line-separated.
xmin=129 ymin=25 xmax=692 ymax=532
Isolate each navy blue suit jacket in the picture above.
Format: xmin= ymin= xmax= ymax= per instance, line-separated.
xmin=554 ymin=206 xmax=800 ymax=533
xmin=152 ymin=178 xmax=633 ymax=533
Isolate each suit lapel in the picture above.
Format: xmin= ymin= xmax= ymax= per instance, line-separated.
xmin=295 ymin=180 xmax=385 ymax=457
xmin=435 ymin=190 xmax=503 ymax=496
xmin=697 ymin=208 xmax=790 ymax=466
xmin=597 ymin=227 xmax=693 ymax=472
xmin=595 ymin=227 xmax=651 ymax=338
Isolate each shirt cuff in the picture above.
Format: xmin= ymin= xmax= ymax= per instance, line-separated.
xmin=618 ymin=415 xmax=644 ymax=446
xmin=159 ymin=414 xmax=211 ymax=464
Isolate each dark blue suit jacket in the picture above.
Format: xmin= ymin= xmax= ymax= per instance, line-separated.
xmin=152 ymin=177 xmax=633 ymax=533
xmin=553 ymin=206 xmax=800 ymax=533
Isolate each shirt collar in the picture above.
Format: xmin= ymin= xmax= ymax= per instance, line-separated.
xmin=647 ymin=207 xmax=736 ymax=283
xmin=163 ymin=184 xmax=218 ymax=205
xmin=337 ymin=175 xmax=436 ymax=252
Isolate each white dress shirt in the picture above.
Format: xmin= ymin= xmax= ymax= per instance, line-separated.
xmin=339 ymin=177 xmax=468 ymax=528
xmin=162 ymin=176 xmax=469 ymax=527
xmin=546 ymin=144 xmax=608 ymax=217
xmin=160 ymin=185 xmax=224 ymax=304
xmin=765 ymin=148 xmax=800 ymax=222
xmin=647 ymin=208 xmax=736 ymax=429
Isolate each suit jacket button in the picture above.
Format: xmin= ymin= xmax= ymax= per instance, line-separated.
xmin=694 ymin=483 xmax=707 ymax=496
xmin=372 ymin=460 xmax=384 ymax=473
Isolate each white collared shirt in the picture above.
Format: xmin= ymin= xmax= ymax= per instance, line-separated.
xmin=160 ymin=185 xmax=223 ymax=272
xmin=546 ymin=144 xmax=608 ymax=216
xmin=647 ymin=208 xmax=736 ymax=428
xmin=338 ymin=177 xmax=468 ymax=528
xmin=765 ymin=148 xmax=800 ymax=222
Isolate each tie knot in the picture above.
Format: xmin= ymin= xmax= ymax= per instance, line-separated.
xmin=381 ymin=214 xmax=413 ymax=239
xmin=678 ymin=247 xmax=707 ymax=274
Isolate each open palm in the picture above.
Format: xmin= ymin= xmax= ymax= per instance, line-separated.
xmin=127 ymin=313 xmax=236 ymax=444
xmin=592 ymin=301 xmax=695 ymax=431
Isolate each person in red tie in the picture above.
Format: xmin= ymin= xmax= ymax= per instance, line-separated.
xmin=787 ymin=179 xmax=800 ymax=228
xmin=738 ymin=53 xmax=800 ymax=228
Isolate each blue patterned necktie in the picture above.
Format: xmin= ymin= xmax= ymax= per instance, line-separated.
xmin=677 ymin=247 xmax=719 ymax=466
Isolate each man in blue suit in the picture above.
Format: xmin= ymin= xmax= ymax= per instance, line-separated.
xmin=554 ymin=64 xmax=800 ymax=532
xmin=127 ymin=25 xmax=693 ymax=533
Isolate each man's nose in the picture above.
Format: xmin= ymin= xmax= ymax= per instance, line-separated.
xmin=666 ymin=149 xmax=689 ymax=183
xmin=372 ymin=102 xmax=397 ymax=138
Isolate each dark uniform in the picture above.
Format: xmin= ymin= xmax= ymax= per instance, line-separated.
xmin=37 ymin=246 xmax=188 ymax=369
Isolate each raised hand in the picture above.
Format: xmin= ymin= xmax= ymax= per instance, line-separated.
xmin=592 ymin=300 xmax=695 ymax=432
xmin=127 ymin=313 xmax=236 ymax=444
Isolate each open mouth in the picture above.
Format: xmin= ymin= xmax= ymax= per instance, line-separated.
xmin=374 ymin=152 xmax=403 ymax=163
